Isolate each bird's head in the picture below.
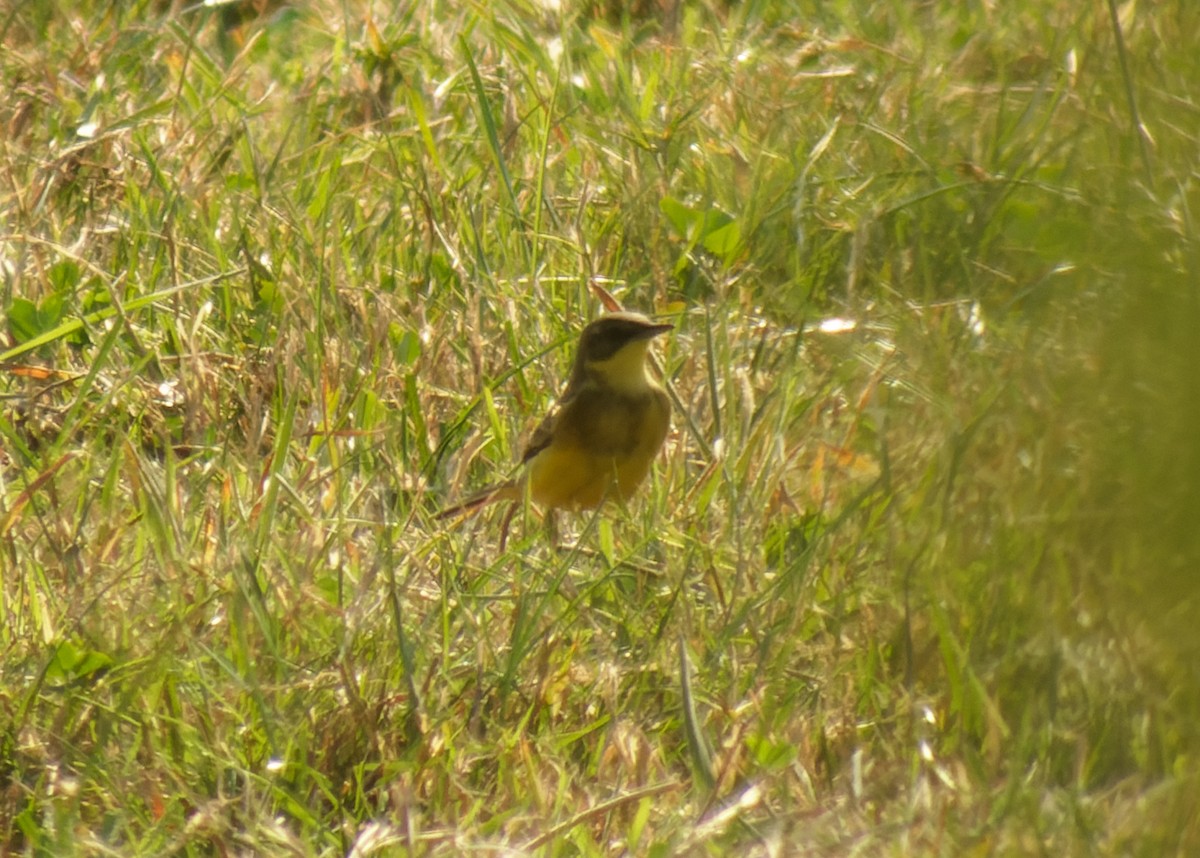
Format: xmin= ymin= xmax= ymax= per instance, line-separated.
xmin=572 ymin=312 xmax=673 ymax=391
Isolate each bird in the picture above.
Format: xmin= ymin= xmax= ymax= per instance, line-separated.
xmin=437 ymin=312 xmax=673 ymax=535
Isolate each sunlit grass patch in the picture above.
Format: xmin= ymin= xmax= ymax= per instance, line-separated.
xmin=2 ymin=0 xmax=1198 ymax=853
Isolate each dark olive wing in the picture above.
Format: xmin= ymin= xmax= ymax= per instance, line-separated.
xmin=520 ymin=405 xmax=559 ymax=464
xmin=520 ymin=356 xmax=599 ymax=464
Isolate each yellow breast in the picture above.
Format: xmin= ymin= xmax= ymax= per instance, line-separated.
xmin=525 ymin=387 xmax=669 ymax=510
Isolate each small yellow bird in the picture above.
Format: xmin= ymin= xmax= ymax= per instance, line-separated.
xmin=438 ymin=312 xmax=673 ymax=526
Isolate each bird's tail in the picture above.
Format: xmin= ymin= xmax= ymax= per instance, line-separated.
xmin=435 ymin=480 xmax=523 ymax=520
